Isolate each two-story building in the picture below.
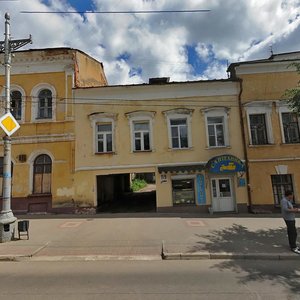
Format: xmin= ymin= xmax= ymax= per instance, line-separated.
xmin=0 ymin=48 xmax=107 ymax=213
xmin=73 ymin=78 xmax=249 ymax=213
xmin=228 ymin=51 xmax=300 ymax=212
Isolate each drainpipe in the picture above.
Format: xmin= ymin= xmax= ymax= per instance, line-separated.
xmin=238 ymin=78 xmax=253 ymax=212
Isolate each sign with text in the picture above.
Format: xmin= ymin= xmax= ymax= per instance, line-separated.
xmin=206 ymin=154 xmax=245 ymax=174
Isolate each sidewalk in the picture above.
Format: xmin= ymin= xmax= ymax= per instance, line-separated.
xmin=0 ymin=213 xmax=299 ymax=261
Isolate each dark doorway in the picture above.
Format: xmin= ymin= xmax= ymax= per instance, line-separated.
xmin=96 ymin=173 xmax=156 ymax=213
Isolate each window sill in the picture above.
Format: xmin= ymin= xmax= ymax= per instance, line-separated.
xmin=95 ymin=151 xmax=115 ymax=155
xmin=248 ymin=143 xmax=276 ymax=148
xmin=206 ymin=145 xmax=231 ymax=150
xmin=133 ymin=150 xmax=152 ymax=153
xmin=280 ymin=142 xmax=300 ymax=146
xmin=168 ymin=147 xmax=193 ymax=151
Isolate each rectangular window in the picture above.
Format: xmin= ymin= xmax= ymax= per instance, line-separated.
xmin=271 ymin=174 xmax=293 ymax=206
xmin=170 ymin=118 xmax=188 ymax=149
xmin=172 ymin=179 xmax=195 ymax=205
xmin=282 ymin=112 xmax=300 ymax=143
xmin=38 ymin=98 xmax=52 ymax=119
xmin=11 ymin=91 xmax=22 ymax=120
xmin=249 ymin=114 xmax=268 ymax=145
xmin=207 ymin=116 xmax=225 ymax=147
xmin=133 ymin=121 xmax=150 ymax=151
xmin=96 ymin=123 xmax=113 ymax=153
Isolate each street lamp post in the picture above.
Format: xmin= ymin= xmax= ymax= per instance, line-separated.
xmin=0 ymin=13 xmax=31 ymax=243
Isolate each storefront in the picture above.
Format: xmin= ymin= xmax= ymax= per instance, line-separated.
xmin=156 ymin=155 xmax=248 ymax=213
xmin=206 ymin=155 xmax=246 ymax=213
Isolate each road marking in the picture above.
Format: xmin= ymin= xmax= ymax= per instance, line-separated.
xmin=60 ymin=221 xmax=84 ymax=228
xmin=185 ymin=220 xmax=206 ymax=227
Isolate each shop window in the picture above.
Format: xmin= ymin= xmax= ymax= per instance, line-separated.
xmin=271 ymin=174 xmax=293 ymax=206
xmin=172 ymin=178 xmax=195 ymax=205
xmin=33 ymin=154 xmax=52 ymax=194
xmin=11 ymin=90 xmax=22 ymax=120
xmin=249 ymin=114 xmax=268 ymax=145
xmin=281 ymin=112 xmax=300 ymax=143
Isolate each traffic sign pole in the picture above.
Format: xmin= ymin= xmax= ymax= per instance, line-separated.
xmin=0 ymin=13 xmax=31 ymax=243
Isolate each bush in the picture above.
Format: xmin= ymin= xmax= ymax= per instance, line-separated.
xmin=131 ymin=178 xmax=147 ymax=192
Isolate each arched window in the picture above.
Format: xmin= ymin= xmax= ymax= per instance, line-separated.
xmin=38 ymin=89 xmax=52 ymax=119
xmin=33 ymin=154 xmax=52 ymax=194
xmin=11 ymin=90 xmax=22 ymax=120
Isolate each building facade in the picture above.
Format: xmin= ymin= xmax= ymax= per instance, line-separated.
xmin=73 ymin=79 xmax=249 ymax=213
xmin=228 ymin=51 xmax=300 ymax=212
xmin=0 ymin=48 xmax=107 ymax=213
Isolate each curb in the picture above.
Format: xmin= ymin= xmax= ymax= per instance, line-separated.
xmin=162 ymin=252 xmax=300 ymax=260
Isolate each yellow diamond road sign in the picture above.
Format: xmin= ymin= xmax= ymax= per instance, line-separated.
xmin=0 ymin=112 xmax=20 ymax=136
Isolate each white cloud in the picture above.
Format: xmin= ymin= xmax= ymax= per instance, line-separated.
xmin=0 ymin=0 xmax=299 ymax=84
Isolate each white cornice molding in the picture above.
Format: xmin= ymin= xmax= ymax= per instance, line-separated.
xmin=1 ymin=133 xmax=75 ymax=145
xmin=235 ymin=60 xmax=299 ymax=75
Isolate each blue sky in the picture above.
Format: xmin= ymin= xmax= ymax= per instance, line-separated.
xmin=0 ymin=0 xmax=300 ymax=85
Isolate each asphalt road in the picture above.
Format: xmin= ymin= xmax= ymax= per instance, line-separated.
xmin=1 ymin=260 xmax=300 ymax=299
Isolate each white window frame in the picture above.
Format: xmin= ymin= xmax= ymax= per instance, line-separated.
xmin=202 ymin=107 xmax=230 ymax=148
xmin=244 ymin=101 xmax=274 ymax=145
xmin=31 ymin=83 xmax=56 ymax=122
xmin=89 ymin=113 xmax=117 ymax=154
xmin=164 ymin=109 xmax=193 ymax=150
xmin=278 ymin=104 xmax=300 ymax=144
xmin=126 ymin=111 xmax=155 ymax=152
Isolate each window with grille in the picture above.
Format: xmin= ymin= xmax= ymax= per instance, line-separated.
xmin=282 ymin=112 xmax=300 ymax=143
xmin=271 ymin=174 xmax=293 ymax=206
xmin=249 ymin=114 xmax=268 ymax=145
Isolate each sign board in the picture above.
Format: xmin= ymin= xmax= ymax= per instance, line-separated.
xmin=0 ymin=112 xmax=20 ymax=136
xmin=206 ymin=154 xmax=245 ymax=174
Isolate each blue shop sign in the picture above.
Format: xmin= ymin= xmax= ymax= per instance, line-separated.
xmin=206 ymin=154 xmax=245 ymax=174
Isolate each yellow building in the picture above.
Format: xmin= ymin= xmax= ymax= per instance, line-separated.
xmin=74 ymin=78 xmax=249 ymax=213
xmin=228 ymin=51 xmax=300 ymax=211
xmin=0 ymin=48 xmax=107 ymax=213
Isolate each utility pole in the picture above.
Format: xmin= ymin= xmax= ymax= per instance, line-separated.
xmin=0 ymin=13 xmax=31 ymax=243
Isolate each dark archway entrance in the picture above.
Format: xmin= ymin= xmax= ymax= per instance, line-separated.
xmin=96 ymin=173 xmax=156 ymax=213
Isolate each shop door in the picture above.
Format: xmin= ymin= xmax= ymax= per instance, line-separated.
xmin=211 ymin=178 xmax=235 ymax=212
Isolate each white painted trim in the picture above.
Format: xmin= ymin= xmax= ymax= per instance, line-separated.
xmin=31 ymin=83 xmax=57 ymax=122
xmin=244 ymin=101 xmax=274 ymax=145
xmin=277 ymin=105 xmax=300 ymax=144
xmin=202 ymin=107 xmax=230 ymax=148
xmin=163 ymin=108 xmax=193 ymax=149
xmin=126 ymin=111 xmax=155 ymax=152
xmin=88 ymin=113 xmax=118 ymax=154
xmin=8 ymin=133 xmax=75 ymax=144
xmin=249 ymin=157 xmax=300 ymax=162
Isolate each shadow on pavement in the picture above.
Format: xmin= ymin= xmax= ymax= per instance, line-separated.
xmin=191 ymin=224 xmax=300 ymax=293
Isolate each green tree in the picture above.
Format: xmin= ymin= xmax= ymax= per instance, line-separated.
xmin=283 ymin=63 xmax=300 ymax=114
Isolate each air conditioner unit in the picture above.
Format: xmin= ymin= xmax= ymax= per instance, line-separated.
xmin=18 ymin=154 xmax=27 ymax=162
